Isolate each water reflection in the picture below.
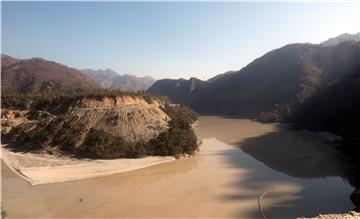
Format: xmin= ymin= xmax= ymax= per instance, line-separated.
xmin=237 ymin=125 xmax=354 ymax=179
xmin=232 ymin=126 xmax=357 ymax=217
xmin=237 ymin=125 xmax=360 ymax=212
xmin=209 ymin=138 xmax=353 ymax=218
xmin=197 ymin=117 xmax=356 ymax=218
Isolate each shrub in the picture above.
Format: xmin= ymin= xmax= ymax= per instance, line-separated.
xmin=74 ymin=104 xmax=199 ymax=159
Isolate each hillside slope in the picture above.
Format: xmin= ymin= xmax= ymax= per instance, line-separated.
xmin=148 ymin=41 xmax=360 ymax=121
xmin=1 ymin=54 xmax=19 ymax=67
xmin=1 ymin=55 xmax=101 ymax=94
xmin=197 ymin=41 xmax=359 ymax=119
xmin=288 ymin=66 xmax=360 ymax=138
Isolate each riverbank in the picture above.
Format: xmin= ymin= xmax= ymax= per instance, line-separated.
xmin=1 ymin=144 xmax=175 ymax=186
xmin=1 ymin=116 xmax=354 ymax=218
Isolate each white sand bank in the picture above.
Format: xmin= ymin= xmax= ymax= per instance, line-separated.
xmin=1 ymin=145 xmax=175 ymax=186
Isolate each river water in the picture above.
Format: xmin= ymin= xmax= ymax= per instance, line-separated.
xmin=1 ymin=116 xmax=354 ymax=218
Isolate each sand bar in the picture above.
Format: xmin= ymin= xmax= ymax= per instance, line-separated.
xmin=1 ymin=146 xmax=174 ymax=186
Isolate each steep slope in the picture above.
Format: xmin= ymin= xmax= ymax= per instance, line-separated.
xmin=1 ymin=56 xmax=101 ymax=94
xmin=81 ymin=69 xmax=156 ymax=91
xmin=288 ymin=65 xmax=360 ymax=139
xmin=148 ymin=41 xmax=359 ymax=121
xmin=147 ymin=77 xmax=208 ymax=106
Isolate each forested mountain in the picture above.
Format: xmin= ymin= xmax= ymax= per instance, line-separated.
xmin=288 ymin=65 xmax=360 ymax=139
xmin=81 ymin=69 xmax=156 ymax=91
xmin=1 ymin=55 xmax=101 ymax=95
xmin=148 ymin=40 xmax=360 ymax=122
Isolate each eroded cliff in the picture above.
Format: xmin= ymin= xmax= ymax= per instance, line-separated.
xmin=2 ymin=94 xmax=198 ymax=159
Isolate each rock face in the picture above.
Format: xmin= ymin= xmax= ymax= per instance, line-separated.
xmin=65 ymin=96 xmax=169 ymax=143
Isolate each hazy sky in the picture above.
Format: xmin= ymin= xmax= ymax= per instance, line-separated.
xmin=2 ymin=2 xmax=359 ymax=80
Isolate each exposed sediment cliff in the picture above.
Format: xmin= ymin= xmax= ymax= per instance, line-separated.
xmin=63 ymin=96 xmax=170 ymax=143
xmin=2 ymin=93 xmax=198 ymax=159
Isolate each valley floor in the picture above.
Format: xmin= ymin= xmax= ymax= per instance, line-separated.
xmin=1 ymin=116 xmax=355 ymax=218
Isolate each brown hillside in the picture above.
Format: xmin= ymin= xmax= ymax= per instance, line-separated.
xmin=1 ymin=54 xmax=19 ymax=67
xmin=1 ymin=56 xmax=101 ymax=94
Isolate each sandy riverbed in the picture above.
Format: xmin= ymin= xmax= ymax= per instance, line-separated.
xmin=1 ymin=116 xmax=354 ymax=218
xmin=1 ymin=145 xmax=175 ymax=186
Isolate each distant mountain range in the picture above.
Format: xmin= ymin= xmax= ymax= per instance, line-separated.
xmin=148 ymin=33 xmax=360 ymax=122
xmin=321 ymin=32 xmax=359 ymax=46
xmin=3 ymin=32 xmax=359 ymax=124
xmin=1 ymin=55 xmax=101 ymax=95
xmin=1 ymin=55 xmax=156 ymax=95
xmin=81 ymin=69 xmax=156 ymax=91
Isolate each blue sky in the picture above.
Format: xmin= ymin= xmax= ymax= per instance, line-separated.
xmin=2 ymin=2 xmax=359 ymax=80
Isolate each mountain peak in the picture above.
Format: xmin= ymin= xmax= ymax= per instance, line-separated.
xmin=321 ymin=32 xmax=360 ymax=46
xmin=81 ymin=69 xmax=156 ymax=91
